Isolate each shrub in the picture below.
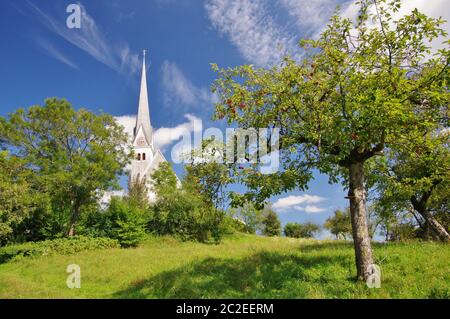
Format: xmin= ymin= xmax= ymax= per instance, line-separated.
xmin=149 ymin=162 xmax=225 ymax=243
xmin=388 ymin=223 xmax=419 ymax=242
xmin=221 ymin=215 xmax=246 ymax=234
xmin=0 ymin=236 xmax=119 ymax=264
xmin=80 ymin=197 xmax=147 ymax=248
xmin=284 ymin=222 xmax=321 ymax=238
xmin=14 ymin=207 xmax=70 ymax=242
xmin=149 ymin=188 xmax=224 ymax=243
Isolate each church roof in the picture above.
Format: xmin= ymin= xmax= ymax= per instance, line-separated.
xmin=134 ymin=50 xmax=153 ymax=147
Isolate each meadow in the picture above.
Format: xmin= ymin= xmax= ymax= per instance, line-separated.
xmin=0 ymin=234 xmax=449 ymax=299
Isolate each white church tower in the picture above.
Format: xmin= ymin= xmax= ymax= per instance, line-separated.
xmin=130 ymin=50 xmax=168 ymax=201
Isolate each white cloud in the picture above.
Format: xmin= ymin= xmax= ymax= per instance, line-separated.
xmin=294 ymin=205 xmax=326 ymax=214
xmin=273 ymin=194 xmax=326 ymax=212
xmin=279 ymin=0 xmax=345 ymax=35
xmin=36 ymin=38 xmax=79 ymax=70
xmin=205 ymin=0 xmax=301 ymax=67
xmin=114 ymin=114 xmax=202 ymax=150
xmin=154 ymin=114 xmax=202 ymax=150
xmin=340 ymin=0 xmax=449 ymax=53
xmin=119 ymin=45 xmax=140 ymax=75
xmin=28 ymin=2 xmax=139 ymax=74
xmin=161 ymin=60 xmax=217 ymax=108
xmin=213 ymin=0 xmax=449 ymax=67
xmin=114 ymin=115 xmax=136 ymax=142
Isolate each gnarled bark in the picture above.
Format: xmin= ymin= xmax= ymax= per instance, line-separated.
xmin=348 ymin=161 xmax=374 ymax=281
xmin=411 ymin=195 xmax=450 ymax=242
xmin=66 ymin=206 xmax=80 ymax=237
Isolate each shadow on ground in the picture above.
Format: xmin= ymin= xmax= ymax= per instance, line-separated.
xmin=113 ymin=250 xmax=355 ymax=298
xmin=298 ymin=241 xmax=354 ymax=253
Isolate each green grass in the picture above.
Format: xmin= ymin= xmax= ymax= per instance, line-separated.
xmin=0 ymin=234 xmax=449 ymax=298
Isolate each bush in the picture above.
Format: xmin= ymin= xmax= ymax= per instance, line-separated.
xmin=14 ymin=207 xmax=69 ymax=243
xmin=0 ymin=236 xmax=119 ymax=264
xmin=284 ymin=222 xmax=321 ymax=238
xmin=149 ymin=162 xmax=225 ymax=243
xmin=149 ymin=188 xmax=224 ymax=243
xmin=388 ymin=223 xmax=419 ymax=241
xmin=80 ymin=197 xmax=147 ymax=248
xmin=221 ymin=216 xmax=247 ymax=234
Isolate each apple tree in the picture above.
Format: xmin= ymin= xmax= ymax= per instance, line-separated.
xmin=211 ymin=0 xmax=449 ymax=280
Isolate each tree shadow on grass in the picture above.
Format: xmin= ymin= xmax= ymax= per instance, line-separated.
xmin=113 ymin=251 xmax=354 ymax=299
xmin=298 ymin=240 xmax=387 ymax=253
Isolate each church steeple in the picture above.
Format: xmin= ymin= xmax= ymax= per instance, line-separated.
xmin=129 ymin=54 xmax=179 ymax=201
xmin=134 ymin=50 xmax=153 ymax=147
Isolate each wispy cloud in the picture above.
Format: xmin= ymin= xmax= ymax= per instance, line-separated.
xmin=205 ymin=0 xmax=301 ymax=67
xmin=28 ymin=2 xmax=139 ymax=74
xmin=116 ymin=10 xmax=136 ymax=23
xmin=35 ymin=38 xmax=79 ymax=70
xmin=206 ymin=0 xmax=449 ymax=68
xmin=161 ymin=60 xmax=217 ymax=108
xmin=273 ymin=194 xmax=326 ymax=213
xmin=279 ymin=0 xmax=345 ymax=36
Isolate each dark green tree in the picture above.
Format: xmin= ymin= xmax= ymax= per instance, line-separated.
xmin=284 ymin=222 xmax=321 ymax=238
xmin=0 ymin=98 xmax=131 ymax=237
xmin=127 ymin=176 xmax=149 ymax=209
xmin=105 ymin=197 xmax=147 ymax=248
xmin=261 ymin=208 xmax=281 ymax=236
xmin=0 ymin=151 xmax=46 ymax=245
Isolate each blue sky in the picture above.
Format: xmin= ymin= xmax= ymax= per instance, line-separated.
xmin=1 ymin=0 xmax=448 ymax=234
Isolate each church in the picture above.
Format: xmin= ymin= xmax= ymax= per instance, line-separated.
xmin=129 ymin=51 xmax=172 ymax=202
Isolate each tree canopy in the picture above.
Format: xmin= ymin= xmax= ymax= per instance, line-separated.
xmin=0 ymin=98 xmax=131 ymax=236
xmin=211 ymin=0 xmax=449 ymax=280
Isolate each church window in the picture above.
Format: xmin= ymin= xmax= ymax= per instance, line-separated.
xmin=142 ymin=153 xmax=146 ymax=160
xmin=137 ymin=153 xmax=141 ymax=160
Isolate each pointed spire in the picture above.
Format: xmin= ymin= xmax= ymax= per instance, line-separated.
xmin=134 ymin=49 xmax=153 ymax=146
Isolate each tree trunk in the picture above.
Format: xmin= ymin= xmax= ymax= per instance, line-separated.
xmin=411 ymin=195 xmax=450 ymax=242
xmin=66 ymin=207 xmax=79 ymax=237
xmin=417 ymin=209 xmax=450 ymax=242
xmin=348 ymin=161 xmax=374 ymax=281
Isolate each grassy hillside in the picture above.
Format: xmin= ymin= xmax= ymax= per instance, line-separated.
xmin=0 ymin=234 xmax=449 ymax=298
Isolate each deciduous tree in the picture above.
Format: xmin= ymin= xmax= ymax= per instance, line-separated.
xmin=261 ymin=208 xmax=281 ymax=237
xmin=211 ymin=0 xmax=448 ymax=279
xmin=324 ymin=209 xmax=352 ymax=240
xmin=371 ymin=130 xmax=450 ymax=241
xmin=0 ymin=98 xmax=130 ymax=237
xmin=284 ymin=222 xmax=321 ymax=238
